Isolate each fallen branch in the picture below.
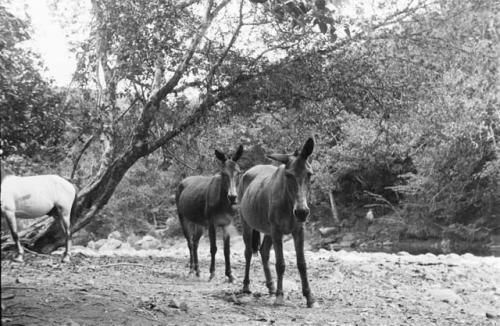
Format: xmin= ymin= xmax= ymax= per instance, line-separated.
xmin=99 ymin=263 xmax=150 ymax=268
xmin=1 ymin=286 xmax=38 ymax=290
xmin=2 ymin=314 xmax=50 ymax=323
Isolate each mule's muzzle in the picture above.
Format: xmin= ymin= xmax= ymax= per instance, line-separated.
xmin=293 ymin=207 xmax=310 ymax=222
xmin=228 ymin=194 xmax=237 ymax=205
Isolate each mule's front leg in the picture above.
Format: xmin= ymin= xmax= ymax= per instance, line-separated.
xmin=271 ymin=228 xmax=285 ymax=306
xmin=293 ymin=226 xmax=317 ymax=308
xmin=208 ymin=219 xmax=217 ymax=281
xmin=222 ymin=226 xmax=234 ymax=282
xmin=3 ymin=211 xmax=24 ymax=262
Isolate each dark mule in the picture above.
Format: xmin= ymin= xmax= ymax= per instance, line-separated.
xmin=176 ymin=145 xmax=243 ymax=281
xmin=238 ymin=138 xmax=317 ymax=307
xmin=1 ymin=168 xmax=77 ymax=263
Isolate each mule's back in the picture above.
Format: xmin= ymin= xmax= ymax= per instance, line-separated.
xmin=176 ymin=175 xmax=215 ymax=225
xmin=239 ymin=165 xmax=277 ymax=233
xmin=1 ymin=175 xmax=76 ymax=219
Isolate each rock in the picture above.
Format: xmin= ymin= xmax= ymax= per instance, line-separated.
xmin=342 ymin=233 xmax=356 ymax=242
xmin=108 ymin=231 xmax=122 ymax=240
xmin=134 ymin=235 xmax=161 ymax=250
xmin=179 ymin=302 xmax=189 ymax=312
xmin=168 ymin=299 xmax=180 ymax=308
xmin=238 ymin=295 xmax=253 ymax=304
xmin=98 ymin=239 xmax=123 ymax=252
xmin=331 ymin=270 xmax=344 ymax=282
xmin=282 ymin=279 xmax=299 ymax=292
xmin=426 ymin=288 xmax=463 ymax=304
xmin=71 ymin=245 xmax=98 ymax=257
xmin=115 ymin=242 xmax=135 ymax=254
xmin=486 ymin=312 xmax=499 ymax=320
xmin=318 ymin=227 xmax=338 ymax=237
xmin=227 ymin=294 xmax=240 ymax=304
xmin=87 ymin=239 xmax=107 ymax=251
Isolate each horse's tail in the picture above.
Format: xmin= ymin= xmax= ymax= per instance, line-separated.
xmin=70 ymin=185 xmax=79 ymax=228
xmin=252 ymin=230 xmax=260 ymax=254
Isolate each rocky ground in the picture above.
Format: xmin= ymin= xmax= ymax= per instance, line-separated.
xmin=1 ymin=235 xmax=500 ymax=326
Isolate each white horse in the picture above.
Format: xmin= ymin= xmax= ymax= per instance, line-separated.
xmin=1 ymin=170 xmax=77 ymax=263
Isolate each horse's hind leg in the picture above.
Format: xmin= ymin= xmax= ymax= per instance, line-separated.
xmin=222 ymin=225 xmax=234 ymax=283
xmin=3 ymin=210 xmax=24 ymax=262
xmin=260 ymin=234 xmax=275 ymax=294
xmin=55 ymin=206 xmax=72 ymax=263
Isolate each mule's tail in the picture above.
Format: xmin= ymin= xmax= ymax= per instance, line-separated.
xmin=252 ymin=230 xmax=260 ymax=254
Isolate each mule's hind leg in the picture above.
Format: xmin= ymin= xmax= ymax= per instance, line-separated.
xmin=222 ymin=225 xmax=234 ymax=283
xmin=208 ymin=219 xmax=217 ymax=281
xmin=179 ymin=215 xmax=196 ymax=275
xmin=241 ymin=220 xmax=254 ymax=293
xmin=3 ymin=210 xmax=24 ymax=262
xmin=260 ymin=234 xmax=275 ymax=294
xmin=271 ymin=228 xmax=286 ymax=306
xmin=192 ymin=223 xmax=203 ymax=277
xmin=55 ymin=206 xmax=72 ymax=263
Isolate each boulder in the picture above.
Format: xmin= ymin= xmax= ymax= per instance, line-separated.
xmin=426 ymin=288 xmax=463 ymax=304
xmin=87 ymin=239 xmax=107 ymax=251
xmin=108 ymin=231 xmax=122 ymax=240
xmin=134 ymin=235 xmax=161 ymax=250
xmin=98 ymin=238 xmax=123 ymax=252
xmin=318 ymin=227 xmax=339 ymax=237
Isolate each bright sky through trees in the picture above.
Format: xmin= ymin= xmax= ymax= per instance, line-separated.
xmin=8 ymin=0 xmax=412 ymax=86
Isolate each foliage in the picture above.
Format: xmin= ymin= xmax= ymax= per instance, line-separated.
xmin=2 ymin=0 xmax=498 ymax=248
xmin=87 ymin=158 xmax=175 ymax=238
xmin=0 ymin=5 xmax=66 ymax=162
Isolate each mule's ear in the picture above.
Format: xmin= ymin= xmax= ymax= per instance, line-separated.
xmin=215 ymin=150 xmax=227 ymax=162
xmin=267 ymin=153 xmax=290 ymax=164
xmin=300 ymin=137 xmax=314 ymax=158
xmin=232 ymin=145 xmax=244 ymax=162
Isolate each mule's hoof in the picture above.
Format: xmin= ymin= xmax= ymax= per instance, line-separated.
xmin=208 ymin=273 xmax=215 ymax=281
xmin=12 ymin=256 xmax=24 ymax=263
xmin=308 ymin=301 xmax=319 ymax=308
xmin=62 ymin=256 xmax=71 ymax=263
xmin=227 ymin=275 xmax=235 ymax=283
xmin=273 ymin=295 xmax=285 ymax=306
xmin=268 ymin=286 xmax=276 ymax=295
xmin=242 ymin=287 xmax=252 ymax=294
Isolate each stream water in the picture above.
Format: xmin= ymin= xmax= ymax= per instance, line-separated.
xmin=355 ymin=239 xmax=500 ymax=257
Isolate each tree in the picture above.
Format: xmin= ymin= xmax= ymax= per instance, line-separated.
xmin=0 ymin=5 xmax=66 ymax=162
xmin=27 ymin=0 xmax=349 ymax=252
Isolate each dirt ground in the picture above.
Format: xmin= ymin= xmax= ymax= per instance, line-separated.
xmin=1 ymin=236 xmax=500 ymax=326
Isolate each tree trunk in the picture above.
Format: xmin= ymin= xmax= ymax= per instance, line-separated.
xmin=12 ymin=0 xmax=247 ymax=254
xmin=329 ymin=190 xmax=340 ymax=224
xmin=32 ymin=147 xmax=143 ymax=253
